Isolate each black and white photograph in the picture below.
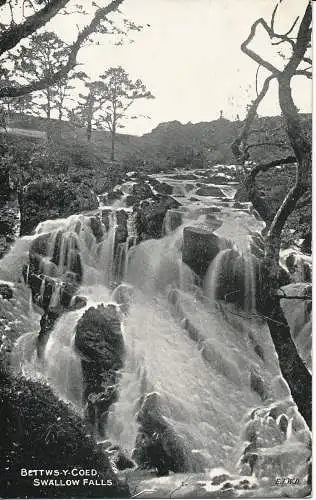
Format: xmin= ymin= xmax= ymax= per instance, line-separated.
xmin=0 ymin=0 xmax=312 ymax=498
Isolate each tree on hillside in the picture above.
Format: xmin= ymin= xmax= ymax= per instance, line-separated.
xmin=97 ymin=67 xmax=154 ymax=160
xmin=52 ymin=69 xmax=87 ymax=121
xmin=0 ymin=0 xmax=129 ymax=99
xmin=231 ymin=1 xmax=312 ymax=428
xmin=69 ymin=80 xmax=109 ymax=141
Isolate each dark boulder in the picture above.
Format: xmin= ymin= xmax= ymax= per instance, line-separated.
xmin=90 ymin=216 xmax=104 ymax=243
xmin=99 ymin=189 xmax=123 ymax=206
xmin=204 ymin=215 xmax=223 ymax=232
xmin=25 ymin=272 xmax=77 ymax=311
xmin=86 ymin=387 xmax=118 ymax=437
xmin=211 ymin=474 xmax=230 ymax=486
xmin=69 ymin=295 xmax=87 ymax=310
xmin=75 ymin=304 xmax=125 ymax=436
xmin=101 ymin=209 xmax=112 ymax=231
xmin=133 ymin=392 xmax=189 ymax=475
xmin=284 ymin=252 xmax=312 ymax=283
xmin=125 ymin=181 xmax=153 ymax=207
xmin=163 ymin=209 xmax=183 ymax=234
xmin=136 ymin=195 xmax=181 ymax=240
xmin=132 ymin=181 xmax=153 ymax=199
xmin=114 ymin=210 xmax=128 ymax=249
xmin=203 ymin=248 xmax=261 ymax=310
xmin=19 ymin=179 xmax=98 ymax=235
xmin=150 ymin=179 xmax=173 ymax=195
xmin=206 ymin=174 xmax=230 ymax=184
xmin=29 ymin=231 xmax=83 ymax=283
xmin=182 ymin=226 xmax=224 ymax=278
xmin=37 ymin=309 xmax=61 ymax=358
xmin=0 ymin=282 xmax=13 ymax=300
xmin=75 ymin=304 xmax=124 ymax=397
xmin=195 ymin=185 xmax=224 ymax=197
xmin=108 ymin=446 xmax=135 ymax=471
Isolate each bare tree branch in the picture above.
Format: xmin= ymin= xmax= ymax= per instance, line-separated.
xmin=240 ymin=18 xmax=281 ymax=74
xmin=295 ymin=69 xmax=312 ymax=79
xmin=232 ymin=0 xmax=312 ymax=431
xmin=0 ymin=0 xmax=70 ymax=56
xmin=249 ymin=155 xmax=296 ymax=179
xmin=0 ymin=0 xmax=125 ymax=98
xmin=302 ymin=56 xmax=312 ymax=65
xmin=231 ymin=74 xmax=275 ymax=161
xmin=284 ymin=2 xmax=312 ymax=76
xmin=255 ymin=64 xmax=261 ymax=96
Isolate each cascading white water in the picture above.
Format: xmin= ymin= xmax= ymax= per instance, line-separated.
xmin=0 ymin=235 xmax=34 ymax=282
xmin=2 ymin=173 xmax=311 ymax=486
xmin=204 ymin=247 xmax=257 ymax=312
xmin=43 ymin=307 xmax=85 ymax=407
xmin=98 ymin=211 xmax=117 ymax=285
xmin=105 ymin=229 xmax=310 ymax=476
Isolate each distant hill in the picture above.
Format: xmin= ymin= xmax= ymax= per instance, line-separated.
xmin=1 ymin=111 xmax=311 ymax=244
xmin=2 ymin=112 xmax=312 ymax=177
xmin=123 ymin=114 xmax=311 ymax=171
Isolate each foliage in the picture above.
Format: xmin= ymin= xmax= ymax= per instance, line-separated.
xmin=72 ymin=67 xmax=154 ymax=160
xmin=0 ymin=0 xmax=135 ymax=99
xmin=5 ymin=31 xmax=87 ymax=120
xmin=96 ymin=67 xmax=154 ymax=132
xmin=0 ymin=371 xmax=129 ymax=498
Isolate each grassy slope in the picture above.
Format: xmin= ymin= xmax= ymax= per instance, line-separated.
xmin=3 ymin=112 xmax=311 ymax=240
xmin=5 ymin=112 xmax=312 ymax=169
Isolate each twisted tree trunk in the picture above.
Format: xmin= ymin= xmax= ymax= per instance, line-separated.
xmin=232 ymin=2 xmax=312 ymax=429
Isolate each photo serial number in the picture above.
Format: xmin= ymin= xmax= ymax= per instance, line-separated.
xmin=274 ymin=477 xmax=300 ymax=486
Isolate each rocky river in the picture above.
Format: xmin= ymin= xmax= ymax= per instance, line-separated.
xmin=0 ymin=164 xmax=312 ymax=498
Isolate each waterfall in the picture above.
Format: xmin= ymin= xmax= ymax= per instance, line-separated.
xmin=2 ymin=178 xmax=310 ymax=485
xmin=98 ymin=210 xmax=117 ymax=285
xmin=204 ymin=247 xmax=257 ymax=312
xmin=43 ymin=307 xmax=85 ymax=408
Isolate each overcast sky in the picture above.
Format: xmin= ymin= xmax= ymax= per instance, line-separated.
xmin=51 ymin=0 xmax=311 ymax=135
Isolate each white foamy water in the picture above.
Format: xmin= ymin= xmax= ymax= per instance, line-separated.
xmin=1 ymin=167 xmax=311 ymax=489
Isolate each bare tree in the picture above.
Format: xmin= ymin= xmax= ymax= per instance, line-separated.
xmin=232 ymin=1 xmax=312 ymax=429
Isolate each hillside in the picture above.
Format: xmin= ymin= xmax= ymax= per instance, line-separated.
xmin=3 ymin=112 xmax=312 ymax=176
xmin=124 ymin=114 xmax=311 ymax=172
